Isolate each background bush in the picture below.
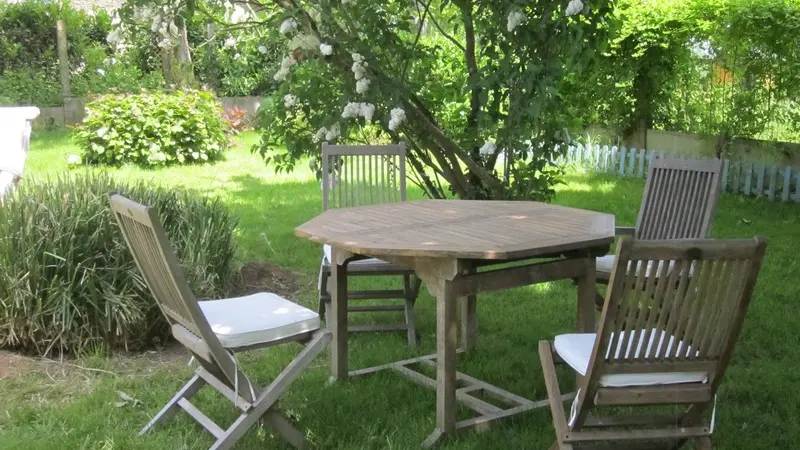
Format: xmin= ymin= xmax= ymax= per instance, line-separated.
xmin=75 ymin=90 xmax=230 ymax=167
xmin=0 ymin=172 xmax=239 ymax=355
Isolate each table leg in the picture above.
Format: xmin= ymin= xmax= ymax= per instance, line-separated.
xmin=329 ymin=257 xmax=349 ymax=382
xmin=576 ymin=255 xmax=597 ymax=334
xmin=460 ymin=266 xmax=477 ymax=350
xmin=424 ymin=277 xmax=458 ymax=447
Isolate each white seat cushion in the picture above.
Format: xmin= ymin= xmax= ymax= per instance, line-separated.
xmin=199 ymin=293 xmax=320 ymax=348
xmin=554 ymin=331 xmax=707 ymax=387
xmin=323 ymin=244 xmax=392 ymax=266
xmin=596 ymin=255 xmax=696 ymax=277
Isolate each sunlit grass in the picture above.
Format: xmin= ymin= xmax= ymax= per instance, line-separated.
xmin=2 ymin=130 xmax=799 ymax=449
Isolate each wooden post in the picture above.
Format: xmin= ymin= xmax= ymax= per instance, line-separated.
xmin=56 ymin=20 xmax=70 ymax=99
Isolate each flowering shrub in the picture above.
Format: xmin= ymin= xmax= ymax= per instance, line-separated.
xmin=74 ymin=90 xmax=229 ymax=167
xmin=249 ymin=0 xmax=608 ymax=201
xmin=223 ymin=106 xmax=249 ymax=133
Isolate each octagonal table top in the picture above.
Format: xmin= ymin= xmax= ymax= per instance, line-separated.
xmin=295 ymin=200 xmax=615 ymax=260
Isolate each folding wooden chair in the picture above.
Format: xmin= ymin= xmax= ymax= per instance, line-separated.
xmin=594 ymin=158 xmax=723 ymax=306
xmin=541 ymin=236 xmax=767 ymax=450
xmin=109 ymin=194 xmax=331 ymax=450
xmin=317 ymin=143 xmax=422 ymax=346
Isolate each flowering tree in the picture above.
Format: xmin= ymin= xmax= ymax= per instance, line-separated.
xmin=256 ymin=0 xmax=613 ymax=200
xmin=114 ymin=0 xmax=613 ymax=200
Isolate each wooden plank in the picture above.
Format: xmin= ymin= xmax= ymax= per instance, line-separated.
xmin=349 ymin=323 xmax=408 ymax=332
xmin=782 ymin=167 xmax=792 ymax=202
xmin=564 ymin=426 xmax=710 ymax=443
xmin=392 ymin=366 xmax=502 ymax=415
xmin=796 ymin=170 xmax=800 ymax=202
xmin=768 ymin=165 xmax=777 ymax=200
xmin=593 ymin=144 xmax=601 ymax=170
xmin=637 ymin=148 xmax=646 ymax=177
xmin=721 ymin=159 xmax=729 ymax=193
xmin=436 ymin=278 xmax=458 ymax=436
xmin=601 ymin=145 xmax=609 ymax=172
xmin=330 ymin=259 xmax=349 ymax=381
xmin=744 ymin=163 xmax=752 ymax=196
xmin=619 ymin=147 xmax=627 ymax=175
xmin=178 ymin=398 xmax=224 ymax=439
xmin=629 ymin=148 xmax=637 ymax=176
xmin=576 ymin=144 xmax=584 ymax=167
xmin=452 ymin=258 xmax=587 ymax=297
xmin=611 ymin=146 xmax=618 ymax=173
xmin=756 ymin=164 xmax=765 ymax=197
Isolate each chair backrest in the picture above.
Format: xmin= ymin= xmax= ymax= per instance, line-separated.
xmin=588 ymin=236 xmax=766 ymax=393
xmin=635 ymin=158 xmax=723 ymax=240
xmin=321 ymin=142 xmax=407 ymax=211
xmin=109 ymin=194 xmax=209 ymax=335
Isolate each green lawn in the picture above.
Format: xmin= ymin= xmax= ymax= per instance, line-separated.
xmin=2 ymin=131 xmax=799 ymax=449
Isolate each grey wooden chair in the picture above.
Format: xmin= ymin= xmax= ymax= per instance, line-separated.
xmin=317 ymin=142 xmax=422 ymax=346
xmin=595 ymin=158 xmax=723 ymax=306
xmin=109 ymin=194 xmax=331 ymax=450
xmin=541 ymin=236 xmax=767 ymax=450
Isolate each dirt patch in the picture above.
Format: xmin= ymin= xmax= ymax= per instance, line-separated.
xmin=234 ymin=260 xmax=308 ymax=299
xmin=0 ymin=350 xmax=34 ymax=379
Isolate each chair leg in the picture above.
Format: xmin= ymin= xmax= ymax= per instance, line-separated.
xmin=318 ymin=263 xmax=330 ymax=318
xmin=211 ymin=330 xmax=332 ymax=450
xmin=263 ymin=409 xmax=311 ymax=449
xmin=140 ymin=373 xmax=205 ymax=435
xmin=403 ymin=273 xmax=418 ymax=347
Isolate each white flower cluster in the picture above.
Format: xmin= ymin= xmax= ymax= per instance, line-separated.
xmin=228 ymin=5 xmax=252 ymax=24
xmin=224 ymin=36 xmax=238 ymax=49
xmin=341 ymin=102 xmax=375 ymax=121
xmin=388 ymin=107 xmax=406 ymax=131
xmin=273 ymin=55 xmax=296 ymax=81
xmin=319 ymin=43 xmax=333 ymax=55
xmin=283 ymin=94 xmax=298 ymax=108
xmin=351 ymin=53 xmax=368 ymax=80
xmin=566 ymin=0 xmax=584 ymax=16
xmin=342 ymin=0 xmax=355 ymax=5
xmin=258 ymin=45 xmax=268 ymax=54
xmin=313 ymin=123 xmax=341 ymax=143
xmin=356 ymin=78 xmax=371 ymax=94
xmin=479 ymin=140 xmax=496 ymax=155
xmin=507 ymin=10 xmax=526 ymax=32
xmin=280 ymin=18 xmax=298 ymax=35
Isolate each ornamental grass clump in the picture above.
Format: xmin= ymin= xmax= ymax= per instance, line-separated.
xmin=0 ymin=172 xmax=238 ymax=355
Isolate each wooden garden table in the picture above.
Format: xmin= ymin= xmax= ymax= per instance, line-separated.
xmin=295 ymin=199 xmax=615 ymax=447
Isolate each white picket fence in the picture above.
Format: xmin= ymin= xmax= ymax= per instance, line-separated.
xmin=558 ymin=144 xmax=800 ymax=203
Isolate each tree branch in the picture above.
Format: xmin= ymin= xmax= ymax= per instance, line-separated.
xmin=422 ymin=0 xmax=466 ymax=53
xmin=459 ymin=0 xmax=481 ymax=140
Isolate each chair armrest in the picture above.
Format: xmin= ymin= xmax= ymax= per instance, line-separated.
xmin=615 ymin=226 xmax=635 ymax=236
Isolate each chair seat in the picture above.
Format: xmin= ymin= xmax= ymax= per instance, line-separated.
xmin=554 ymin=331 xmax=707 ymax=387
xmin=199 ymin=293 xmax=320 ymax=348
xmin=323 ymin=244 xmax=392 ymax=266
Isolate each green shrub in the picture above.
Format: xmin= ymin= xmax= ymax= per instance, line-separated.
xmin=0 ymin=172 xmax=239 ymax=355
xmin=75 ymin=90 xmax=230 ymax=167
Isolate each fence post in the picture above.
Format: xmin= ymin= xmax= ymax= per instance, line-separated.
xmin=611 ymin=146 xmax=618 ymax=173
xmin=744 ymin=164 xmax=752 ymax=196
xmin=619 ymin=147 xmax=627 ymax=175
xmin=629 ymin=149 xmax=637 ymax=177
xmin=721 ymin=159 xmax=729 ymax=193
xmin=756 ymin=165 xmax=765 ymax=197
xmin=768 ymin=166 xmax=777 ymax=200
xmin=637 ymin=149 xmax=645 ymax=177
xmin=782 ymin=167 xmax=792 ymax=202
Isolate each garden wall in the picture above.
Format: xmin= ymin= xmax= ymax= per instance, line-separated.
xmin=34 ymin=95 xmax=263 ymax=127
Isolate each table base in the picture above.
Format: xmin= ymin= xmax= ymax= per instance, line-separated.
xmin=349 ymin=351 xmax=572 ymax=448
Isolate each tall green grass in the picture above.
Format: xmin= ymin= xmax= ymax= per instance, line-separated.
xmin=0 ymin=172 xmax=239 ymax=355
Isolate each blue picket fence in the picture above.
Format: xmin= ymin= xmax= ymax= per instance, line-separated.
xmin=558 ymin=144 xmax=800 ymax=203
